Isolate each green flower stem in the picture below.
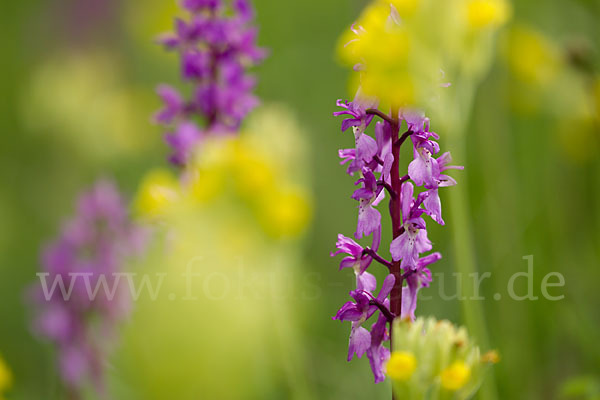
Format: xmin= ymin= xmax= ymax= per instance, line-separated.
xmin=444 ymin=77 xmax=498 ymax=400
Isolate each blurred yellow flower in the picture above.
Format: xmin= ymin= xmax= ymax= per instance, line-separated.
xmin=504 ymin=25 xmax=562 ymax=86
xmin=189 ymin=139 xmax=232 ymax=204
xmin=387 ymin=351 xmax=417 ymax=381
xmin=339 ymin=2 xmax=417 ymax=107
xmin=389 ymin=0 xmax=421 ymax=18
xmin=0 ymin=355 xmax=12 ymax=397
xmin=134 ymin=169 xmax=180 ymax=218
xmin=231 ymin=143 xmax=278 ymax=198
xmin=466 ymin=0 xmax=510 ymax=30
xmin=258 ymin=186 xmax=312 ymax=239
xmin=338 ymin=0 xmax=511 ymax=110
xmin=116 ymin=106 xmax=313 ymax=399
xmin=135 ymin=104 xmax=313 ymax=239
xmin=440 ymin=360 xmax=471 ymax=391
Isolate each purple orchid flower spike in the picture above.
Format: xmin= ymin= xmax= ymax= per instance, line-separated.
xmin=331 ymin=7 xmax=462 ymax=385
xmin=154 ymin=0 xmax=266 ymax=168
xmin=29 ymin=180 xmax=146 ymax=396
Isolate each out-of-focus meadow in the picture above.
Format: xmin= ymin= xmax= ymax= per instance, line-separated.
xmin=1 ymin=0 xmax=599 ymax=399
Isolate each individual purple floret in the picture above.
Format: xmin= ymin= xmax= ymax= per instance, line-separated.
xmin=352 ymin=167 xmax=384 ymax=239
xmin=331 ymin=234 xmax=372 ymax=274
xmin=389 ymin=182 xmax=432 ymax=270
xmin=330 ymin=75 xmax=462 ymax=382
xmin=333 ymin=274 xmax=395 ymax=367
xmin=367 ymin=312 xmax=391 ymax=383
xmin=155 ymin=0 xmax=267 ymax=167
xmin=29 ymin=180 xmax=145 ymax=396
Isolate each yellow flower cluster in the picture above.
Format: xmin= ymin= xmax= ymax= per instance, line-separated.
xmin=388 ymin=317 xmax=499 ymax=399
xmin=135 ymin=105 xmax=313 ymax=240
xmin=440 ymin=360 xmax=472 ymax=391
xmin=387 ymin=351 xmax=417 ymax=381
xmin=503 ymin=25 xmax=562 ymax=86
xmin=337 ymin=0 xmax=511 ymax=109
xmin=0 ymin=355 xmax=11 ymax=400
xmin=466 ymin=0 xmax=510 ymax=30
xmin=387 ymin=351 xmax=473 ymax=391
xmin=119 ymin=106 xmax=313 ymax=399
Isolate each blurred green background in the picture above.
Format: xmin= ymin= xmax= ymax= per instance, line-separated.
xmin=1 ymin=0 xmax=599 ymax=399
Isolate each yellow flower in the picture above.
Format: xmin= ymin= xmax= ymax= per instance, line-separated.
xmin=358 ymin=1 xmax=392 ymax=33
xmin=386 ymin=351 xmax=417 ymax=381
xmin=258 ymin=186 xmax=312 ymax=239
xmin=504 ymin=26 xmax=562 ymax=86
xmin=134 ymin=169 xmax=180 ymax=218
xmin=231 ymin=143 xmax=277 ymax=198
xmin=0 ymin=356 xmax=12 ymax=394
xmin=338 ymin=2 xmax=401 ymax=66
xmin=362 ymin=68 xmax=415 ymax=107
xmin=440 ymin=360 xmax=471 ymax=391
xmin=189 ymin=138 xmax=233 ymax=204
xmin=388 ymin=0 xmax=421 ymax=18
xmin=466 ymin=0 xmax=510 ymax=30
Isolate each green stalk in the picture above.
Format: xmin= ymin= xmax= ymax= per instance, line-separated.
xmin=444 ymin=78 xmax=498 ymax=400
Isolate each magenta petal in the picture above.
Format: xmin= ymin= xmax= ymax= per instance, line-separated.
xmin=423 ymin=189 xmax=444 ymax=225
xmin=400 ymin=182 xmax=414 ymax=219
xmin=348 ymin=326 xmax=371 ymax=361
xmin=400 ymin=274 xmax=420 ymax=321
xmin=357 ymin=271 xmax=377 ymax=292
xmin=408 ymin=157 xmax=427 ymax=186
xmin=339 ymin=257 xmax=357 ymax=270
xmin=377 ymin=274 xmax=396 ymax=301
xmin=356 ymin=205 xmax=381 ymax=239
xmin=356 ymin=133 xmax=378 ymax=163
xmin=389 ymin=233 xmax=407 ymax=262
xmin=367 ymin=345 xmax=390 ymax=383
